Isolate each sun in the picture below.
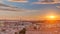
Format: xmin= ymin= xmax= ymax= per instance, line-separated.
xmin=46 ymin=15 xmax=57 ymax=20
xmin=45 ymin=15 xmax=57 ymax=24
xmin=49 ymin=16 xmax=55 ymax=19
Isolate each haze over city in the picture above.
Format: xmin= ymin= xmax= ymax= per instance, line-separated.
xmin=0 ymin=0 xmax=60 ymax=34
xmin=0 ymin=0 xmax=59 ymax=20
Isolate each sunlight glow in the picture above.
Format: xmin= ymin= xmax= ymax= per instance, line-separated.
xmin=49 ymin=16 xmax=56 ymax=19
xmin=46 ymin=15 xmax=57 ymax=20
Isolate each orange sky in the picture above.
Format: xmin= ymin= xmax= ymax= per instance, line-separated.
xmin=0 ymin=16 xmax=59 ymax=20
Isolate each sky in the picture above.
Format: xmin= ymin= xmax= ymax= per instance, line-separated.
xmin=0 ymin=0 xmax=60 ymax=20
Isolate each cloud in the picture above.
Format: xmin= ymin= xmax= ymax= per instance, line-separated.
xmin=0 ymin=0 xmax=4 ymax=3
xmin=8 ymin=0 xmax=28 ymax=3
xmin=0 ymin=3 xmax=27 ymax=12
xmin=32 ymin=0 xmax=60 ymax=4
xmin=56 ymin=6 xmax=60 ymax=8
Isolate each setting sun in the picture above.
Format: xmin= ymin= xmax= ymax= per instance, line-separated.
xmin=49 ymin=16 xmax=56 ymax=19
xmin=46 ymin=15 xmax=57 ymax=20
